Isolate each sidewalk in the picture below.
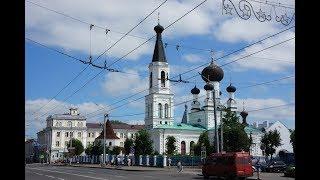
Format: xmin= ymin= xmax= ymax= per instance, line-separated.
xmin=53 ymin=163 xmax=202 ymax=174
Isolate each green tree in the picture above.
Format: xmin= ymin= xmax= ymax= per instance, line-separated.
xmin=194 ymin=131 xmax=214 ymax=156
xmin=124 ymin=138 xmax=134 ymax=155
xmin=290 ymin=129 xmax=295 ymax=153
xmin=90 ymin=141 xmax=109 ymax=156
xmin=134 ymin=129 xmax=153 ymax=155
xmin=111 ymin=146 xmax=123 ymax=155
xmin=165 ymin=136 xmax=177 ymax=155
xmin=222 ymin=109 xmax=251 ymax=152
xmin=67 ymin=138 xmax=84 ymax=156
xmin=85 ymin=144 xmax=93 ymax=156
xmin=261 ymin=130 xmax=282 ymax=159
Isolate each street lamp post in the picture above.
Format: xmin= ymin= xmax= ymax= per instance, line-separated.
xmin=102 ymin=113 xmax=108 ymax=166
xmin=212 ymin=85 xmax=219 ymax=153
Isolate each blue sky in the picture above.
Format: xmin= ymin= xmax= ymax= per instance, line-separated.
xmin=25 ymin=0 xmax=295 ymax=138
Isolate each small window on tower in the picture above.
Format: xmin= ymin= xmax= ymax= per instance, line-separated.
xmin=161 ymin=71 xmax=165 ymax=87
xmin=198 ymin=119 xmax=201 ymax=122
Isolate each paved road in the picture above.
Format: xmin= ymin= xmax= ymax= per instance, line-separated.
xmin=25 ymin=164 xmax=294 ymax=180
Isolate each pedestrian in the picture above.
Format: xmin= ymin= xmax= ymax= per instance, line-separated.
xmin=127 ymin=158 xmax=131 ymax=166
xmin=168 ymin=157 xmax=172 ymax=169
xmin=116 ymin=156 xmax=121 ymax=168
xmin=177 ymin=161 xmax=183 ymax=173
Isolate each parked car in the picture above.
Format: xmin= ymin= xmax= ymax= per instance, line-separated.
xmin=265 ymin=160 xmax=287 ymax=172
xmin=284 ymin=165 xmax=295 ymax=177
xmin=252 ymin=157 xmax=267 ymax=172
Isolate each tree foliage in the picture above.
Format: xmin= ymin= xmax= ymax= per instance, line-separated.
xmin=124 ymin=138 xmax=134 ymax=155
xmin=222 ymin=109 xmax=251 ymax=152
xmin=261 ymin=130 xmax=282 ymax=159
xmin=134 ymin=129 xmax=153 ymax=155
xmin=290 ymin=129 xmax=295 ymax=153
xmin=111 ymin=146 xmax=123 ymax=155
xmin=165 ymin=136 xmax=177 ymax=155
xmin=194 ymin=131 xmax=214 ymax=156
xmin=68 ymin=138 xmax=84 ymax=156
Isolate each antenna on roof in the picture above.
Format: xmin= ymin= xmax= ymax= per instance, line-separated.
xmin=157 ymin=12 xmax=160 ymax=24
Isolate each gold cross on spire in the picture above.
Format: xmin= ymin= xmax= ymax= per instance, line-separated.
xmin=158 ymin=12 xmax=160 ymax=24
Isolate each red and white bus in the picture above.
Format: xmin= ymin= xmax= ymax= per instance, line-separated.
xmin=202 ymin=151 xmax=253 ymax=179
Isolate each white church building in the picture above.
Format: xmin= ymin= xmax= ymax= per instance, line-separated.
xmin=144 ymin=23 xmax=267 ymax=156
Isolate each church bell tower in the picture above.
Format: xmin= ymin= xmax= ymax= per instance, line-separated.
xmin=145 ymin=23 xmax=174 ymax=129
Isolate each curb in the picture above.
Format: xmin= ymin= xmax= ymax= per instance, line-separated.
xmin=55 ymin=164 xmax=166 ymax=172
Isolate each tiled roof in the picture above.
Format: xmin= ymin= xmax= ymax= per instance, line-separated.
xmin=86 ymin=123 xmax=102 ymax=129
xmin=87 ymin=122 xmax=144 ymax=130
xmin=96 ymin=120 xmax=120 ymax=139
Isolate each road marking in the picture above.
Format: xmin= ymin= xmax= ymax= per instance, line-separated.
xmin=34 ymin=172 xmax=44 ymax=176
xmin=45 ymin=175 xmax=56 ymax=179
xmin=27 ymin=168 xmax=108 ymax=180
xmin=112 ymin=175 xmax=125 ymax=178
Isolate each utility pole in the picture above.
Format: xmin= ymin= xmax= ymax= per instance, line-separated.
xmin=69 ymin=122 xmax=73 ymax=165
xmin=212 ymin=84 xmax=219 ymax=153
xmin=103 ymin=113 xmax=108 ymax=166
xmin=220 ymin=109 xmax=224 ymax=152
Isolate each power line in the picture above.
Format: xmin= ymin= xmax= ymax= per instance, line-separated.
xmin=39 ymin=0 xmax=209 ymax=118
xmin=81 ymin=29 xmax=295 ymax=119
xmin=238 ymin=75 xmax=294 ymax=89
xmin=249 ymin=0 xmax=295 ymax=9
xmin=220 ymin=37 xmax=295 ymax=67
xmin=87 ymin=37 xmax=294 ymax=119
xmin=26 ymin=0 xmax=216 ymax=54
xmin=34 ymin=0 xmax=167 ymax=117
xmin=247 ymin=103 xmax=294 ymax=112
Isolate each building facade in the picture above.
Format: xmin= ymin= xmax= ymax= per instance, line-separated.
xmin=37 ymin=108 xmax=87 ymax=162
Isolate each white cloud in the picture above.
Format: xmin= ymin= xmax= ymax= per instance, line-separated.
xmin=101 ymin=69 xmax=148 ymax=97
xmin=237 ymin=98 xmax=295 ymax=122
xmin=182 ymin=54 xmax=204 ymax=63
xmin=213 ymin=18 xmax=279 ymax=43
xmin=225 ymin=30 xmax=295 ymax=73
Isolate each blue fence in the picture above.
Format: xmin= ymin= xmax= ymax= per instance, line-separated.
xmin=63 ymin=154 xmax=203 ymax=167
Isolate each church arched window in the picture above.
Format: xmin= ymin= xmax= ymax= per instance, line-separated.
xmin=164 ymin=103 xmax=169 ymax=118
xmin=150 ymin=72 xmax=152 ymax=88
xmin=161 ymin=71 xmax=165 ymax=87
xmin=158 ymin=103 xmax=163 ymax=118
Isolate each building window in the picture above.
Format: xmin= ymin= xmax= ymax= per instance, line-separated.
xmin=78 ymin=132 xmax=82 ymax=138
xmin=165 ymin=121 xmax=168 ymax=124
xmin=160 ymin=121 xmax=162 ymax=124
xmin=165 ymin=103 xmax=169 ymax=118
xmin=120 ymin=142 xmax=124 ymax=147
xmin=55 ymin=121 xmax=60 ymax=127
xmin=120 ymin=133 xmax=124 ymax=138
xmin=56 ymin=132 xmax=60 ymax=137
xmin=92 ymin=133 xmax=95 ymax=138
xmin=68 ymin=121 xmax=72 ymax=127
xmin=88 ymin=133 xmax=91 ymax=138
xmin=131 ymin=134 xmax=134 ymax=138
xmin=198 ymin=119 xmax=201 ymax=122
xmin=65 ymin=141 xmax=69 ymax=147
xmin=65 ymin=132 xmax=69 ymax=137
xmin=109 ymin=142 xmax=112 ymax=146
xmin=56 ymin=141 xmax=60 ymax=147
xmin=158 ymin=103 xmax=162 ymax=118
xmin=70 ymin=132 xmax=73 ymax=138
xmin=150 ymin=72 xmax=152 ymax=88
xmin=161 ymin=71 xmax=166 ymax=87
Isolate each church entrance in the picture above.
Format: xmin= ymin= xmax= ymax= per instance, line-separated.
xmin=181 ymin=141 xmax=186 ymax=155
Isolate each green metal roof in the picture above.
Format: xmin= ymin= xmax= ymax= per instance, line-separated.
xmin=244 ymin=125 xmax=263 ymax=134
xmin=153 ymin=123 xmax=206 ymax=131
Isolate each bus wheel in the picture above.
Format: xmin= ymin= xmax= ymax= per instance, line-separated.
xmin=238 ymin=177 xmax=247 ymax=180
xmin=203 ymin=174 xmax=209 ymax=179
